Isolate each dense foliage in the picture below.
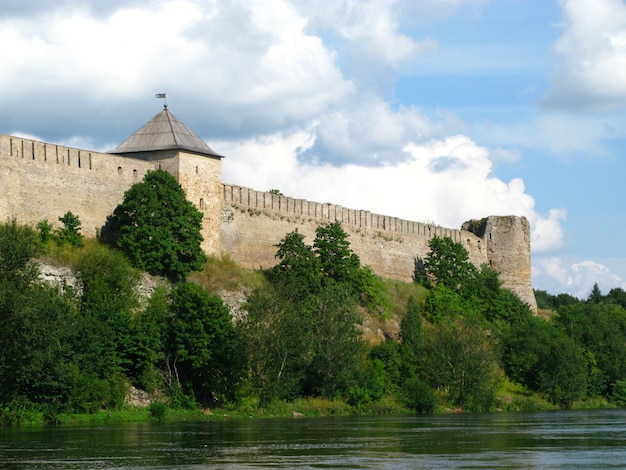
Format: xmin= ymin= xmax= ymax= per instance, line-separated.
xmin=106 ymin=169 xmax=207 ymax=281
xmin=4 ymin=215 xmax=626 ymax=423
xmin=244 ymin=223 xmax=380 ymax=406
xmin=0 ymin=219 xmax=240 ymax=423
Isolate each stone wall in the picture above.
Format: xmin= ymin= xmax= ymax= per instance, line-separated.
xmin=221 ymin=184 xmax=537 ymax=312
xmin=0 ymin=133 xmax=536 ymax=312
xmin=0 ymin=134 xmax=157 ymax=237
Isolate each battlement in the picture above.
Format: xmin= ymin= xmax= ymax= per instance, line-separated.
xmin=222 ymin=183 xmax=467 ymax=241
xmin=0 ymin=128 xmax=536 ymax=313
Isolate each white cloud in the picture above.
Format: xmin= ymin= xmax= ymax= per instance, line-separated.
xmin=0 ymin=0 xmax=353 ymax=132
xmin=534 ymin=256 xmax=626 ymax=297
xmin=333 ymin=0 xmax=436 ymax=65
xmin=221 ymin=129 xmax=565 ymax=253
xmin=305 ymin=96 xmax=438 ymax=164
xmin=542 ymin=0 xmax=626 ymax=111
xmin=293 ymin=0 xmax=437 ymax=66
xmin=529 ymin=208 xmax=567 ymax=253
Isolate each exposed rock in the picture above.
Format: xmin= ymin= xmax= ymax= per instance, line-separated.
xmin=125 ymin=385 xmax=153 ymax=408
xmin=38 ymin=261 xmax=82 ymax=297
xmin=218 ymin=288 xmax=249 ymax=323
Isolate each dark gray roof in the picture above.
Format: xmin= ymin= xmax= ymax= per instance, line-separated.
xmin=109 ymin=107 xmax=223 ymax=158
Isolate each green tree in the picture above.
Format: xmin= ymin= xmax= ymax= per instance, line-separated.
xmin=503 ymin=315 xmax=588 ymax=407
xmin=402 ymin=376 xmax=436 ymax=414
xmin=420 ymin=318 xmax=502 ymax=411
xmin=423 ymin=284 xmax=473 ymax=323
xmin=313 ymin=222 xmax=389 ymax=311
xmin=0 ymin=282 xmax=74 ymax=406
xmin=107 ymin=169 xmax=207 ymax=281
xmin=270 ymin=229 xmax=321 ymax=300
xmin=0 ymin=219 xmax=41 ymax=285
xmin=128 ymin=287 xmax=170 ymax=393
xmin=304 ymin=283 xmax=365 ymax=398
xmin=167 ymin=282 xmax=242 ymax=404
xmin=77 ymin=244 xmax=139 ymax=312
xmin=421 ymin=236 xmax=477 ymax=290
xmin=538 ymin=335 xmax=588 ymax=408
xmin=71 ymin=245 xmax=139 ymax=379
xmin=400 ymin=295 xmax=422 ymax=366
xmin=314 ymin=222 xmax=361 ymax=287
xmin=587 ymin=283 xmax=603 ymax=304
xmin=243 ymin=283 xmax=311 ymax=405
xmin=369 ymin=339 xmax=403 ymax=393
xmin=0 ymin=220 xmax=75 ymax=406
xmin=36 ymin=219 xmax=54 ymax=244
xmin=57 ymin=211 xmax=84 ymax=247
xmin=606 ymin=287 xmax=626 ymax=308
xmin=556 ymin=302 xmax=626 ymax=397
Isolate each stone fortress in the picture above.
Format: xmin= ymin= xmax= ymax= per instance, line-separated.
xmin=0 ymin=106 xmax=537 ymax=312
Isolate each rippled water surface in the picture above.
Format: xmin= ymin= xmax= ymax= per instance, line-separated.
xmin=2 ymin=409 xmax=626 ymax=468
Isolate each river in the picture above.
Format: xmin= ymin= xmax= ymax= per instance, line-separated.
xmin=2 ymin=409 xmax=626 ymax=469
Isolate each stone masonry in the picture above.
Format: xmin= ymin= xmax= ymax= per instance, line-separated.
xmin=0 ymin=109 xmax=537 ymax=313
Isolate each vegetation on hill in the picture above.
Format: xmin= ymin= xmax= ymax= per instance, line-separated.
xmin=3 ymin=182 xmax=626 ymax=424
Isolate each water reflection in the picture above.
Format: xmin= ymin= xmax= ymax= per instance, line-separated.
xmin=2 ymin=409 xmax=626 ymax=468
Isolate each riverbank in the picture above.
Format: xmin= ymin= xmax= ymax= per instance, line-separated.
xmin=2 ymin=389 xmax=617 ymax=427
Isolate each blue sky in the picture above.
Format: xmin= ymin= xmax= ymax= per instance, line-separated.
xmin=1 ymin=0 xmax=625 ymax=297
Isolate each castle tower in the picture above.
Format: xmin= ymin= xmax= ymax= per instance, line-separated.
xmin=109 ymin=106 xmax=224 ymax=255
xmin=463 ymin=216 xmax=537 ymax=312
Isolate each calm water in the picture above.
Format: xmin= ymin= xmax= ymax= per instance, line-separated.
xmin=2 ymin=409 xmax=626 ymax=469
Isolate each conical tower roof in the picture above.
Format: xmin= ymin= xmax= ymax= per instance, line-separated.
xmin=109 ymin=106 xmax=223 ymax=158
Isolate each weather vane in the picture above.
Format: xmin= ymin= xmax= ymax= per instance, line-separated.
xmin=155 ymin=93 xmax=167 ymax=108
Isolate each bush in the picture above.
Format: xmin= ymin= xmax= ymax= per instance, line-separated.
xmin=148 ymin=401 xmax=168 ymax=422
xmin=403 ymin=376 xmax=436 ymax=414
xmin=57 ymin=211 xmax=84 ymax=247
xmin=36 ymin=219 xmax=54 ymax=244
xmin=612 ymin=380 xmax=626 ymax=406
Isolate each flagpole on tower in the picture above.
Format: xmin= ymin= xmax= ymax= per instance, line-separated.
xmin=155 ymin=93 xmax=167 ymax=108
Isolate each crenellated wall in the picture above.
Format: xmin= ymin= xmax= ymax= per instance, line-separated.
xmin=0 ymin=134 xmax=157 ymax=237
xmin=0 ymin=133 xmax=537 ymax=312
xmin=221 ymin=184 xmax=537 ymax=312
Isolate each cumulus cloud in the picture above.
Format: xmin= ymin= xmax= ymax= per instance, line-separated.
xmin=303 ymin=96 xmax=439 ymax=165
xmin=542 ymin=0 xmax=626 ymax=111
xmin=0 ymin=0 xmax=353 ymax=137
xmin=220 ymin=129 xmax=565 ymax=253
xmin=534 ymin=256 xmax=626 ymax=298
xmin=529 ymin=209 xmax=567 ymax=253
xmin=293 ymin=0 xmax=437 ymax=66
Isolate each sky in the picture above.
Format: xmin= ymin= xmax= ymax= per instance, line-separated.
xmin=1 ymin=0 xmax=625 ymax=298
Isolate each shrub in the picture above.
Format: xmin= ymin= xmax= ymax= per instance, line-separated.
xmin=148 ymin=401 xmax=168 ymax=422
xmin=612 ymin=380 xmax=626 ymax=406
xmin=57 ymin=211 xmax=84 ymax=247
xmin=402 ymin=376 xmax=436 ymax=414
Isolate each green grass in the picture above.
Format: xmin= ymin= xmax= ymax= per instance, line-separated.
xmin=189 ymin=253 xmax=267 ymax=292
